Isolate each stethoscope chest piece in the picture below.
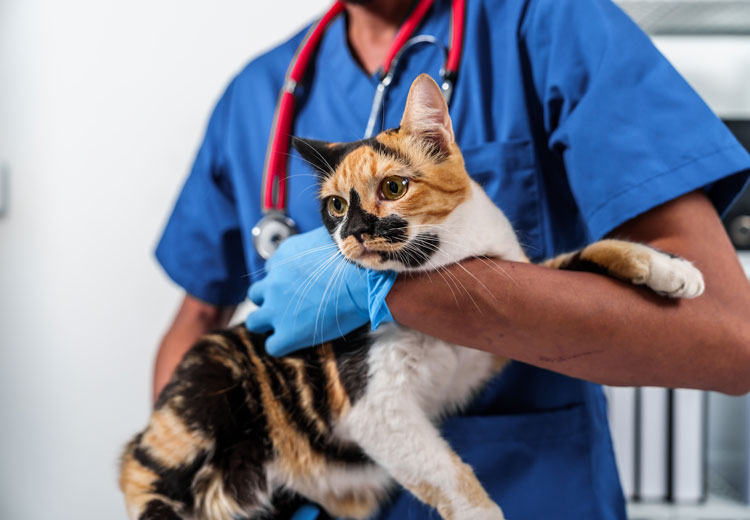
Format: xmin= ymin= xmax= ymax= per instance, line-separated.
xmin=252 ymin=212 xmax=298 ymax=260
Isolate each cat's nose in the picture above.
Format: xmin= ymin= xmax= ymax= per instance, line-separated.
xmin=353 ymin=232 xmax=367 ymax=243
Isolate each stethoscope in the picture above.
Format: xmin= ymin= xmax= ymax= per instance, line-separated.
xmin=252 ymin=0 xmax=466 ymax=259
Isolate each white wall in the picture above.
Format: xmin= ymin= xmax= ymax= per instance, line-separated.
xmin=653 ymin=35 xmax=750 ymax=119
xmin=0 ymin=1 xmax=327 ymax=518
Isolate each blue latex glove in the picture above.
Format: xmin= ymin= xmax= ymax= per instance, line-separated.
xmin=246 ymin=226 xmax=396 ymax=356
xmin=290 ymin=504 xmax=320 ymax=520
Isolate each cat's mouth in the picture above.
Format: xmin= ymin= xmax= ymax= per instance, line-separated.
xmin=341 ymin=236 xmax=400 ymax=259
xmin=339 ymin=233 xmax=441 ymax=270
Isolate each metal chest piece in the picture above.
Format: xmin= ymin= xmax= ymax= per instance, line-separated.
xmin=252 ymin=212 xmax=298 ymax=260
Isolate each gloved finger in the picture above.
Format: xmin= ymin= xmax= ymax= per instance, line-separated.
xmin=290 ymin=504 xmax=320 ymax=520
xmin=245 ymin=308 xmax=274 ymax=334
xmin=266 ymin=331 xmax=298 ymax=357
xmin=247 ymin=281 xmax=267 ymax=306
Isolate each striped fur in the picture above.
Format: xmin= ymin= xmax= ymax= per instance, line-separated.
xmin=121 ymin=325 xmax=381 ymax=519
xmin=121 ymin=75 xmax=704 ymax=520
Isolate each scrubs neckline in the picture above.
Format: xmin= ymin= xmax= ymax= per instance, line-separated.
xmin=319 ymin=0 xmax=450 ymax=134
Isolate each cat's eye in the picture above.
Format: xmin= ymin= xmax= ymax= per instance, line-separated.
xmin=380 ymin=176 xmax=409 ymax=200
xmin=327 ymin=196 xmax=348 ymax=218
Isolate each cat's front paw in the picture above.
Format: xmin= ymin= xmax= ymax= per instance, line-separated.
xmin=645 ymin=252 xmax=705 ymax=299
xmin=477 ymin=505 xmax=505 ymax=520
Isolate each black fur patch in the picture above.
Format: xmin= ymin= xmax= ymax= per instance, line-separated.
xmin=341 ymin=190 xmax=378 ymax=241
xmin=132 ymin=446 xmax=207 ymax=509
xmin=293 ymin=351 xmax=334 ymax=425
xmin=379 ymin=232 xmax=440 ymax=268
xmin=364 ymin=138 xmax=411 ymax=166
xmin=559 ymin=251 xmax=610 ymax=277
xmin=226 ymin=329 xmax=371 ymax=467
xmin=331 ymin=325 xmax=372 ymax=404
xmin=374 ymin=214 xmax=409 ymax=243
xmin=291 ymin=137 xmax=350 ymax=178
xmin=338 ymin=191 xmax=409 ymax=245
xmin=140 ymin=499 xmax=182 ymax=520
xmin=292 ymin=132 xmax=410 ymax=179
xmin=125 ymin=321 xmax=378 ymax=518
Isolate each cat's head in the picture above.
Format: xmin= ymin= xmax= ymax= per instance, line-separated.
xmin=292 ymin=74 xmax=474 ymax=272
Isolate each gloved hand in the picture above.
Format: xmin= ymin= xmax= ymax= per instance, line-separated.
xmin=246 ymin=226 xmax=397 ymax=356
xmin=290 ymin=504 xmax=320 ymax=520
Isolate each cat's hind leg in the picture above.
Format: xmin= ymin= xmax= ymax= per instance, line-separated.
xmin=341 ymin=397 xmax=503 ymax=520
xmin=337 ymin=333 xmax=504 ymax=520
xmin=544 ymin=239 xmax=705 ymax=298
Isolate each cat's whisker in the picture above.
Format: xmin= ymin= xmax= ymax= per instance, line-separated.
xmin=440 ymin=265 xmax=482 ymax=313
xmin=332 ymin=258 xmax=364 ymax=336
xmin=314 ymin=255 xmax=349 ymax=345
xmin=396 ymin=242 xmax=463 ymax=309
xmin=242 ymin=244 xmax=341 ymax=279
xmin=332 ymin=261 xmax=349 ymax=337
xmin=286 ymin=256 xmax=335 ymax=321
xmin=398 ymin=233 xmax=519 ymax=292
xmin=443 ymin=259 xmax=497 ymax=303
xmin=475 ymin=255 xmax=520 ymax=287
xmin=294 ymin=251 xmax=342 ymax=310
xmin=277 ymin=170 xmax=321 ymax=181
xmin=400 ymin=240 xmax=483 ymax=313
xmin=329 ymin=258 xmax=352 ymax=338
xmin=432 ymin=263 xmax=461 ymax=309
xmin=313 ymin=257 xmax=341 ymax=342
xmin=287 ymin=251 xmax=342 ymax=320
xmin=292 ymin=182 xmax=326 ymax=203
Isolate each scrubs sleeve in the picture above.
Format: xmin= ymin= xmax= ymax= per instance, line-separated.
xmin=521 ymin=0 xmax=750 ymax=241
xmin=155 ymin=81 xmax=249 ymax=305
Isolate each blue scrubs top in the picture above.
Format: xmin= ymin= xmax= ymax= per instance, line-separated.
xmin=156 ymin=0 xmax=750 ymax=518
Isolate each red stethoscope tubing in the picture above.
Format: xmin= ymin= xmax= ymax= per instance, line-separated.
xmin=262 ymin=2 xmax=346 ymax=212
xmin=261 ymin=0 xmax=464 ymax=213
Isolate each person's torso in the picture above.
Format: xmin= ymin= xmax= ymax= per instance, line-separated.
xmin=216 ymin=1 xmax=625 ymax=517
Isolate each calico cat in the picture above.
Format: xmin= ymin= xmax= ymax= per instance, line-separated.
xmin=120 ymin=74 xmax=705 ymax=520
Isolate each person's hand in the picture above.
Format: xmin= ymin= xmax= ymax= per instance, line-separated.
xmin=246 ymin=226 xmax=396 ymax=356
xmin=290 ymin=504 xmax=320 ymax=520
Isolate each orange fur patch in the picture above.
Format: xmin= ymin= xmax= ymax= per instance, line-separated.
xmin=317 ymin=342 xmax=352 ymax=420
xmin=411 ymin=481 xmax=454 ymax=520
xmin=450 ymin=452 xmax=496 ymax=510
xmin=237 ymin=327 xmax=327 ymax=479
xmin=119 ymin=450 xmax=182 ymax=519
xmin=283 ymin=356 xmax=330 ymax=435
xmin=580 ymin=240 xmax=651 ymax=282
xmin=321 ymin=490 xmax=382 ymax=519
xmin=141 ymin=406 xmax=213 ymax=469
xmin=318 ymin=128 xmax=471 ymax=230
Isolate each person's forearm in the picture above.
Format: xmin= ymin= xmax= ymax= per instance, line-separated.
xmin=388 ymin=259 xmax=747 ymax=392
xmin=386 ymin=192 xmax=750 ymax=394
xmin=152 ymin=295 xmax=235 ymax=403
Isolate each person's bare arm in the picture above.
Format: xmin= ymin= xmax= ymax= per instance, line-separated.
xmin=387 ymin=191 xmax=750 ymax=395
xmin=152 ymin=294 xmax=236 ymax=402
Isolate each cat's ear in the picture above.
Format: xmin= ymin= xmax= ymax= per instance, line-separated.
xmin=400 ymin=74 xmax=455 ymax=157
xmin=291 ymin=137 xmax=346 ymax=178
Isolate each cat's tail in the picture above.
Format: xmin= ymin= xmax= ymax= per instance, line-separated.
xmin=119 ymin=435 xmax=187 ymax=520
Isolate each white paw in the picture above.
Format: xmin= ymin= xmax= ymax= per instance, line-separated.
xmin=645 ymin=252 xmax=705 ymax=299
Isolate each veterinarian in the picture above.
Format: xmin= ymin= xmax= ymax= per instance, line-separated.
xmin=153 ymin=0 xmax=750 ymax=518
